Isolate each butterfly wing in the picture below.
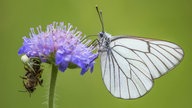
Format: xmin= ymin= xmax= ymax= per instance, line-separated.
xmin=100 ymin=36 xmax=184 ymax=99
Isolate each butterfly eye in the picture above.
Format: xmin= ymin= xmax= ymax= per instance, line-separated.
xmin=99 ymin=32 xmax=104 ymax=38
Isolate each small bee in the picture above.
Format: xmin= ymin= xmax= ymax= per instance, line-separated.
xmin=20 ymin=55 xmax=43 ymax=96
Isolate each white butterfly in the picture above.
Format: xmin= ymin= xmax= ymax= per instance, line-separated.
xmin=95 ymin=7 xmax=184 ymax=99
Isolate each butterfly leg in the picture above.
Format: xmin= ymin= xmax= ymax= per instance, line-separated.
xmin=88 ymin=39 xmax=99 ymax=47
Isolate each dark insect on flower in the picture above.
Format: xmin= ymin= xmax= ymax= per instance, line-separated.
xmin=20 ymin=55 xmax=43 ymax=96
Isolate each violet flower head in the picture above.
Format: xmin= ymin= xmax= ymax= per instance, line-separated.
xmin=18 ymin=22 xmax=98 ymax=74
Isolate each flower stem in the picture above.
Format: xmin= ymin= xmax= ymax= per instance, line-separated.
xmin=48 ymin=64 xmax=58 ymax=108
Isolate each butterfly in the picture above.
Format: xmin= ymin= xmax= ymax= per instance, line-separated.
xmin=94 ymin=6 xmax=184 ymax=99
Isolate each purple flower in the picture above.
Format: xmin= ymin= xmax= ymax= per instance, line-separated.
xmin=18 ymin=22 xmax=98 ymax=74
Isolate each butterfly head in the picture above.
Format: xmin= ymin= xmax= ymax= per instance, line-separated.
xmin=98 ymin=32 xmax=111 ymax=51
xmin=99 ymin=32 xmax=104 ymax=38
xmin=99 ymin=32 xmax=111 ymax=39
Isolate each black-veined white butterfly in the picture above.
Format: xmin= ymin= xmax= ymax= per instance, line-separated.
xmin=94 ymin=6 xmax=184 ymax=99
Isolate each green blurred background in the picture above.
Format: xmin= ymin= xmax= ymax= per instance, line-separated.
xmin=0 ymin=0 xmax=192 ymax=108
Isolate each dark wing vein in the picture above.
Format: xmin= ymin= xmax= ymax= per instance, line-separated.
xmin=110 ymin=51 xmax=116 ymax=94
xmin=111 ymin=44 xmax=149 ymax=53
xmin=102 ymin=52 xmax=108 ymax=78
xmin=143 ymin=52 xmax=162 ymax=75
xmin=174 ymin=48 xmax=183 ymax=55
xmin=108 ymin=51 xmax=112 ymax=91
xmin=112 ymin=49 xmax=151 ymax=81
xmin=150 ymin=47 xmax=169 ymax=70
xmin=150 ymin=46 xmax=175 ymax=65
xmin=157 ymin=45 xmax=181 ymax=61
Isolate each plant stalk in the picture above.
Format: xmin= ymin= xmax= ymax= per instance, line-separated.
xmin=48 ymin=64 xmax=58 ymax=108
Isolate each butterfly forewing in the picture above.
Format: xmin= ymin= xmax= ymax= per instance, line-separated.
xmin=100 ymin=36 xmax=184 ymax=99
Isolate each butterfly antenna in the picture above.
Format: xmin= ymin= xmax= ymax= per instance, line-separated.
xmin=96 ymin=6 xmax=105 ymax=33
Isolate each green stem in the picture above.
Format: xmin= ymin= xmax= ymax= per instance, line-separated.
xmin=48 ymin=64 xmax=58 ymax=108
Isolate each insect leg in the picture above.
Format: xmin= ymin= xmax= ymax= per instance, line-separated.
xmin=39 ymin=79 xmax=43 ymax=86
xmin=88 ymin=39 xmax=99 ymax=47
xmin=20 ymin=76 xmax=27 ymax=79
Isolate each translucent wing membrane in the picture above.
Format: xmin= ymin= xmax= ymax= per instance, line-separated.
xmin=100 ymin=36 xmax=184 ymax=99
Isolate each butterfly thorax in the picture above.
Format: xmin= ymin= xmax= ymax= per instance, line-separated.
xmin=98 ymin=32 xmax=111 ymax=52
